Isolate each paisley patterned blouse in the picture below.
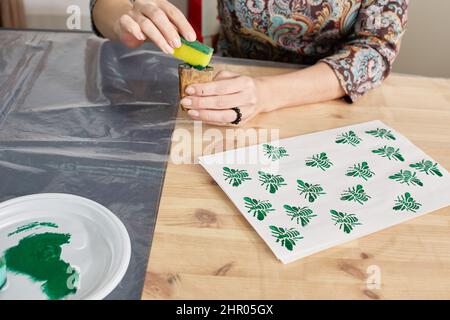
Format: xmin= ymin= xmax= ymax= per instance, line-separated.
xmin=217 ymin=0 xmax=408 ymax=101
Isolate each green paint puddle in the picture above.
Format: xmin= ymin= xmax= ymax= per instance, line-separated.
xmin=0 ymin=256 xmax=6 ymax=290
xmin=8 ymin=221 xmax=58 ymax=237
xmin=4 ymin=232 xmax=79 ymax=300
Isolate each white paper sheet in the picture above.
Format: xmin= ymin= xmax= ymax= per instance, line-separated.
xmin=199 ymin=120 xmax=450 ymax=263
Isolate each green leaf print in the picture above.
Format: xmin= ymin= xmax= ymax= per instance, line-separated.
xmin=335 ymin=130 xmax=363 ymax=146
xmin=305 ymin=152 xmax=333 ymax=171
xmin=365 ymin=128 xmax=396 ymax=140
xmin=345 ymin=162 xmax=375 ymax=181
xmin=389 ymin=170 xmax=423 ymax=187
xmin=372 ymin=146 xmax=405 ymax=161
xmin=243 ymin=197 xmax=275 ymax=221
xmin=393 ymin=192 xmax=422 ymax=213
xmin=223 ymin=167 xmax=251 ymax=187
xmin=340 ymin=185 xmax=371 ymax=205
xmin=409 ymin=159 xmax=443 ymax=177
xmin=330 ymin=210 xmax=361 ymax=234
xmin=269 ymin=225 xmax=303 ymax=251
xmin=297 ymin=179 xmax=326 ymax=203
xmin=263 ymin=144 xmax=289 ymax=161
xmin=283 ymin=205 xmax=317 ymax=227
xmin=258 ymin=171 xmax=287 ymax=194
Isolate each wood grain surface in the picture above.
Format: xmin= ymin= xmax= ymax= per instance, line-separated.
xmin=143 ymin=63 xmax=450 ymax=300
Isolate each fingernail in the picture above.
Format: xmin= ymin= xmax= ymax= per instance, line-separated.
xmin=185 ymin=87 xmax=195 ymax=95
xmin=138 ymin=32 xmax=146 ymax=41
xmin=172 ymin=38 xmax=182 ymax=48
xmin=186 ymin=33 xmax=196 ymax=42
xmin=180 ymin=98 xmax=192 ymax=106
xmin=188 ymin=110 xmax=199 ymax=117
xmin=165 ymin=44 xmax=174 ymax=54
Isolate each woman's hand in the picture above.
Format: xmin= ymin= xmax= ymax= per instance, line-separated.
xmin=181 ymin=71 xmax=269 ymax=126
xmin=113 ymin=0 xmax=196 ymax=51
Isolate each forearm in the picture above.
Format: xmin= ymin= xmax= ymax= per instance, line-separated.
xmin=93 ymin=0 xmax=133 ymax=40
xmin=258 ymin=62 xmax=345 ymax=112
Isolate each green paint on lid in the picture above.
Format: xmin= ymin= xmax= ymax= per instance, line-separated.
xmin=5 ymin=232 xmax=79 ymax=300
xmin=8 ymin=221 xmax=58 ymax=237
xmin=180 ymin=37 xmax=214 ymax=55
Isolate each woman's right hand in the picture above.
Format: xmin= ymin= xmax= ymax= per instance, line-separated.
xmin=114 ymin=0 xmax=197 ymax=52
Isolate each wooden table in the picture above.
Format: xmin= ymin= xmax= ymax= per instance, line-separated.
xmin=142 ymin=62 xmax=450 ymax=300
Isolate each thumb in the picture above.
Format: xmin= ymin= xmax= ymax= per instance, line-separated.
xmin=213 ymin=70 xmax=240 ymax=81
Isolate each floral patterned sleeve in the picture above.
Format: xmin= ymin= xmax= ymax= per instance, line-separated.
xmin=320 ymin=0 xmax=408 ymax=102
xmin=89 ymin=0 xmax=104 ymax=38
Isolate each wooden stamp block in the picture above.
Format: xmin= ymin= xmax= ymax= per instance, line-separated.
xmin=178 ymin=63 xmax=214 ymax=111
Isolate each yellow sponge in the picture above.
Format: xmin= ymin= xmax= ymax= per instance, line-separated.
xmin=173 ymin=38 xmax=214 ymax=68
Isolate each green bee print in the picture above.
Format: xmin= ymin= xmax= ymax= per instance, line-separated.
xmin=263 ymin=144 xmax=289 ymax=161
xmin=365 ymin=128 xmax=396 ymax=140
xmin=330 ymin=210 xmax=361 ymax=234
xmin=283 ymin=205 xmax=317 ymax=227
xmin=335 ymin=130 xmax=363 ymax=146
xmin=297 ymin=179 xmax=326 ymax=203
xmin=305 ymin=152 xmax=333 ymax=171
xmin=269 ymin=225 xmax=303 ymax=251
xmin=410 ymin=159 xmax=443 ymax=177
xmin=346 ymin=162 xmax=375 ymax=181
xmin=340 ymin=185 xmax=371 ymax=205
xmin=372 ymin=146 xmax=405 ymax=162
xmin=243 ymin=197 xmax=275 ymax=221
xmin=223 ymin=167 xmax=251 ymax=187
xmin=393 ymin=192 xmax=422 ymax=213
xmin=389 ymin=170 xmax=423 ymax=187
xmin=258 ymin=171 xmax=287 ymax=194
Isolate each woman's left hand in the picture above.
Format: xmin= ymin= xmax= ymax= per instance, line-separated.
xmin=180 ymin=71 xmax=267 ymax=126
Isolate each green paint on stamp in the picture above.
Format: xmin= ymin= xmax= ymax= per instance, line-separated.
xmin=8 ymin=221 xmax=58 ymax=237
xmin=4 ymin=232 xmax=79 ymax=300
